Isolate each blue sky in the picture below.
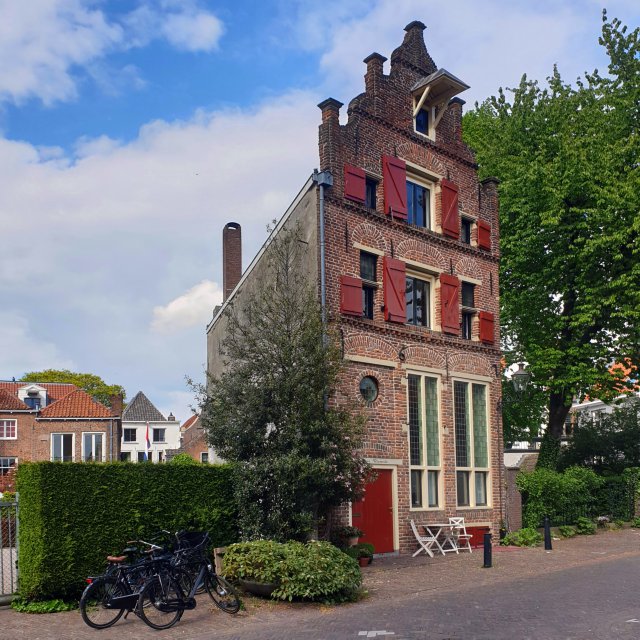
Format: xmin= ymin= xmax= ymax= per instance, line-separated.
xmin=1 ymin=0 xmax=638 ymax=421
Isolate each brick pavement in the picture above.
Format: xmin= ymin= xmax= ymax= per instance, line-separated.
xmin=2 ymin=528 xmax=639 ymax=639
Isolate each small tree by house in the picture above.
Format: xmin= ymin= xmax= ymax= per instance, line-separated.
xmin=195 ymin=224 xmax=369 ymax=542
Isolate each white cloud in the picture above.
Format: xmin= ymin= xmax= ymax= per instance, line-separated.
xmin=0 ymin=312 xmax=75 ymax=377
xmin=152 ymin=280 xmax=224 ymax=334
xmin=0 ymin=0 xmax=224 ymax=105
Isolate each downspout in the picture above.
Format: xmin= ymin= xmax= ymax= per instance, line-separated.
xmin=312 ymin=169 xmax=333 ymax=342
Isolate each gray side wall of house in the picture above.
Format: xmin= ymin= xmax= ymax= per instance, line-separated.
xmin=206 ymin=182 xmax=319 ymax=380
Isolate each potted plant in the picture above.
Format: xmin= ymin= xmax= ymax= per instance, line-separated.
xmin=344 ymin=542 xmax=374 ymax=567
xmin=334 ymin=525 xmax=364 ymax=547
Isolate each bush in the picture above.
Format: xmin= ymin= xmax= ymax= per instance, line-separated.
xmin=11 ymin=598 xmax=76 ymax=613
xmin=16 ymin=462 xmax=238 ymax=601
xmin=501 ymin=527 xmax=543 ymax=547
xmin=223 ymin=540 xmax=362 ymax=603
xmin=168 ymin=453 xmax=200 ymax=465
xmin=631 ymin=517 xmax=640 ymax=528
xmin=575 ymin=517 xmax=596 ymax=535
xmin=558 ymin=525 xmax=576 ymax=538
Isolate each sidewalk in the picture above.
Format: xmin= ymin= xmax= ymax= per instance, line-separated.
xmin=2 ymin=528 xmax=639 ymax=639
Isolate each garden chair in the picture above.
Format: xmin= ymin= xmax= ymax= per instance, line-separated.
xmin=410 ymin=519 xmax=437 ymax=558
xmin=448 ymin=517 xmax=473 ymax=553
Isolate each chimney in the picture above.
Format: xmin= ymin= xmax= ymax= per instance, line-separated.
xmin=223 ymin=222 xmax=242 ymax=301
xmin=109 ymin=393 xmax=123 ymax=417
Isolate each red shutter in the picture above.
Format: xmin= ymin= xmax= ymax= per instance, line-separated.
xmin=440 ymin=273 xmax=460 ymax=335
xmin=441 ymin=179 xmax=460 ymax=239
xmin=478 ymin=220 xmax=491 ymax=251
xmin=383 ymin=257 xmax=406 ymax=323
xmin=382 ymin=155 xmax=408 ymax=220
xmin=344 ymin=164 xmax=366 ymax=203
xmin=479 ymin=311 xmax=495 ymax=344
xmin=340 ymin=276 xmax=362 ymax=316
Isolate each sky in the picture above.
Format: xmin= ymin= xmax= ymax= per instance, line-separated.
xmin=1 ymin=0 xmax=638 ymax=422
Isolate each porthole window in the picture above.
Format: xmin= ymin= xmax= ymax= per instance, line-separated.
xmin=359 ymin=376 xmax=379 ymax=404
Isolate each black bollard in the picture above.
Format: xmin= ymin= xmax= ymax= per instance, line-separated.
xmin=483 ymin=532 xmax=492 ymax=568
xmin=544 ymin=516 xmax=552 ymax=551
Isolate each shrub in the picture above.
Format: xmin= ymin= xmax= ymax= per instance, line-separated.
xmin=16 ymin=462 xmax=238 ymax=601
xmin=11 ymin=598 xmax=76 ymax=613
xmin=223 ymin=540 xmax=362 ymax=603
xmin=501 ymin=527 xmax=543 ymax=547
xmin=342 ymin=542 xmax=374 ymax=560
xmin=575 ymin=517 xmax=596 ymax=535
xmin=631 ymin=517 xmax=640 ymax=528
xmin=558 ymin=525 xmax=576 ymax=538
xmin=168 ymin=453 xmax=200 ymax=465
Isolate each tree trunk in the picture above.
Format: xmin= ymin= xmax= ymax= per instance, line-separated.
xmin=536 ymin=392 xmax=571 ymax=469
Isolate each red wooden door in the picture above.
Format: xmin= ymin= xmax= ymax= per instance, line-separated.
xmin=351 ymin=469 xmax=394 ymax=553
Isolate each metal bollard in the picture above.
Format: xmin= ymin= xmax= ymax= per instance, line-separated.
xmin=544 ymin=516 xmax=552 ymax=551
xmin=483 ymin=532 xmax=492 ymax=568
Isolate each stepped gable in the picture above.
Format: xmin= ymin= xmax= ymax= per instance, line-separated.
xmin=390 ymin=21 xmax=437 ymax=76
xmin=122 ymin=391 xmax=166 ymax=422
xmin=39 ymin=388 xmax=112 ymax=418
xmin=0 ymin=389 xmax=29 ymax=410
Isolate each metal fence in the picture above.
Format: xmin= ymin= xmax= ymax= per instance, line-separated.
xmin=0 ymin=499 xmax=18 ymax=597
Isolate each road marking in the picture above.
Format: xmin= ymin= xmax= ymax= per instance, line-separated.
xmin=358 ymin=632 xmax=396 ymax=637
xmin=626 ymin=619 xmax=640 ymax=623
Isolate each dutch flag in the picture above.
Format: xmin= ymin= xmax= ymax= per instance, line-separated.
xmin=144 ymin=422 xmax=151 ymax=461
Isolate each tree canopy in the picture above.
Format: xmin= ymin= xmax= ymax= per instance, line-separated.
xmin=463 ymin=13 xmax=640 ymax=466
xmin=20 ymin=369 xmax=126 ymax=407
xmin=195 ymin=224 xmax=368 ymax=542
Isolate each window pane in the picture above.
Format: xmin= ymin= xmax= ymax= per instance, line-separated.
xmin=461 ymin=219 xmax=472 ymax=244
xmin=406 ymin=277 xmax=414 ymax=323
xmin=408 ymin=375 xmax=423 ymax=466
xmin=416 ymin=108 xmax=428 ymax=134
xmin=425 ymin=377 xmax=439 ymax=466
xmin=475 ymin=472 xmax=488 ymax=506
xmin=457 ymin=471 xmax=470 ymax=506
xmin=454 ymin=382 xmax=470 ymax=467
xmin=411 ymin=469 xmax=423 ymax=508
xmin=406 ymin=182 xmax=414 ymax=225
xmin=462 ymin=312 xmax=473 ymax=339
xmin=83 ymin=433 xmax=92 ymax=461
xmin=360 ymin=252 xmax=376 ymax=281
xmin=95 ymin=434 xmax=103 ymax=461
xmin=461 ymin=282 xmax=475 ymax=308
xmin=416 ymin=279 xmax=430 ymax=327
xmin=472 ymin=384 xmax=488 ymax=467
xmin=427 ymin=470 xmax=439 ymax=507
xmin=365 ymin=178 xmax=377 ymax=209
xmin=52 ymin=435 xmax=61 ymax=461
xmin=138 ymin=452 xmax=146 ymax=463
xmin=363 ymin=286 xmax=374 ymax=319
xmin=63 ymin=435 xmax=72 ymax=462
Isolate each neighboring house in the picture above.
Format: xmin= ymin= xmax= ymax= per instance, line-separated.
xmin=0 ymin=381 xmax=122 ymax=482
xmin=180 ymin=414 xmax=223 ymax=464
xmin=206 ymin=22 xmax=502 ymax=553
xmin=120 ymin=392 xmax=180 ymax=463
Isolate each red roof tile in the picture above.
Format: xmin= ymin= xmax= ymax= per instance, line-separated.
xmin=39 ymin=389 xmax=112 ymax=418
xmin=0 ymin=382 xmax=78 ymax=404
xmin=0 ymin=389 xmax=29 ymax=410
xmin=181 ymin=414 xmax=199 ymax=431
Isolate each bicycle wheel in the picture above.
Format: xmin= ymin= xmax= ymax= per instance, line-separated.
xmin=205 ymin=573 xmax=241 ymax=614
xmin=137 ymin=575 xmax=184 ymax=630
xmin=80 ymin=578 xmax=125 ymax=629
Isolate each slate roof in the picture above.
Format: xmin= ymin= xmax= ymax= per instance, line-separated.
xmin=0 ymin=381 xmax=78 ymax=403
xmin=0 ymin=388 xmax=29 ymax=410
xmin=39 ymin=389 xmax=113 ymax=418
xmin=122 ymin=391 xmax=166 ymax=422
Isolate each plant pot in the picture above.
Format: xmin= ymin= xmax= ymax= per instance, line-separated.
xmin=358 ymin=556 xmax=369 ymax=567
xmin=238 ymin=578 xmax=278 ymax=598
xmin=347 ymin=536 xmax=359 ymax=547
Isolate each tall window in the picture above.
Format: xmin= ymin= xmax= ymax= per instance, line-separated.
xmin=415 ymin=107 xmax=429 ymax=135
xmin=83 ymin=433 xmax=104 ymax=462
xmin=461 ymin=282 xmax=475 ymax=339
xmin=52 ymin=434 xmax=73 ymax=462
xmin=461 ymin=218 xmax=472 ymax=244
xmin=406 ymin=181 xmax=430 ymax=228
xmin=408 ymin=374 xmax=440 ymax=509
xmin=123 ymin=428 xmax=137 ymax=443
xmin=0 ymin=420 xmax=17 ymax=439
xmin=365 ymin=177 xmax=378 ymax=209
xmin=360 ymin=251 xmax=377 ymax=320
xmin=454 ymin=381 xmax=489 ymax=507
xmin=406 ymin=276 xmax=430 ymax=327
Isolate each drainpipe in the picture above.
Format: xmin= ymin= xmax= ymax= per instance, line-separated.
xmin=312 ymin=169 xmax=333 ymax=343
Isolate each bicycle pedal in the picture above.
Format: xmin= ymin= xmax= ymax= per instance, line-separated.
xmin=185 ymin=597 xmax=197 ymax=610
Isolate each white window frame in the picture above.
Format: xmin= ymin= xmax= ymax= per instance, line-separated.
xmin=0 ymin=419 xmax=17 ymax=440
xmin=407 ymin=372 xmax=442 ymax=511
xmin=452 ymin=379 xmax=491 ymax=509
xmin=123 ymin=428 xmax=137 ymax=443
xmin=406 ymin=268 xmax=435 ymax=329
xmin=51 ymin=433 xmax=75 ymax=462
xmin=0 ymin=457 xmax=17 ymax=475
xmin=82 ymin=432 xmax=105 ymax=462
xmin=413 ymin=100 xmax=436 ymax=141
xmin=152 ymin=428 xmax=166 ymax=444
xmin=200 ymin=452 xmax=209 ymax=464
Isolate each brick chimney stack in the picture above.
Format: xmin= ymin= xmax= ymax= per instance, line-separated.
xmin=223 ymin=222 xmax=242 ymax=301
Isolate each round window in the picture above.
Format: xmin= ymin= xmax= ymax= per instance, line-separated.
xmin=359 ymin=376 xmax=379 ymax=403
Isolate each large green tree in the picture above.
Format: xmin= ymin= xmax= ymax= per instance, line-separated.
xmin=20 ymin=369 xmax=126 ymax=407
xmin=463 ymin=13 xmax=640 ymax=467
xmin=195 ymin=225 xmax=368 ymax=541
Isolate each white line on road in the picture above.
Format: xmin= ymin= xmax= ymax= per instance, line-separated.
xmin=358 ymin=632 xmax=396 ymax=637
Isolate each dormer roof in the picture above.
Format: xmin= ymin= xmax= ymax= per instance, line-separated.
xmin=411 ymin=68 xmax=470 ymax=107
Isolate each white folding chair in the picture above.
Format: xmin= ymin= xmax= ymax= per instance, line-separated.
xmin=449 ymin=517 xmax=473 ymax=553
xmin=410 ymin=520 xmax=437 ymax=558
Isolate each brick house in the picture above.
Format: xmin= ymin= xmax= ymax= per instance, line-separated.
xmin=206 ymin=22 xmax=503 ymax=553
xmin=0 ymin=382 xmax=122 ymax=488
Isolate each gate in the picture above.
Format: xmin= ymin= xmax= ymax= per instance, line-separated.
xmin=0 ymin=498 xmax=18 ymax=597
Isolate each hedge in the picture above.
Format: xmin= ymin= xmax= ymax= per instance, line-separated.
xmin=16 ymin=462 xmax=238 ymax=600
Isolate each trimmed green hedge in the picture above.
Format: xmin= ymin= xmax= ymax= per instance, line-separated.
xmin=16 ymin=462 xmax=238 ymax=600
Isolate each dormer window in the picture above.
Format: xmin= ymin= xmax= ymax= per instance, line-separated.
xmin=415 ymin=107 xmax=430 ymax=136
